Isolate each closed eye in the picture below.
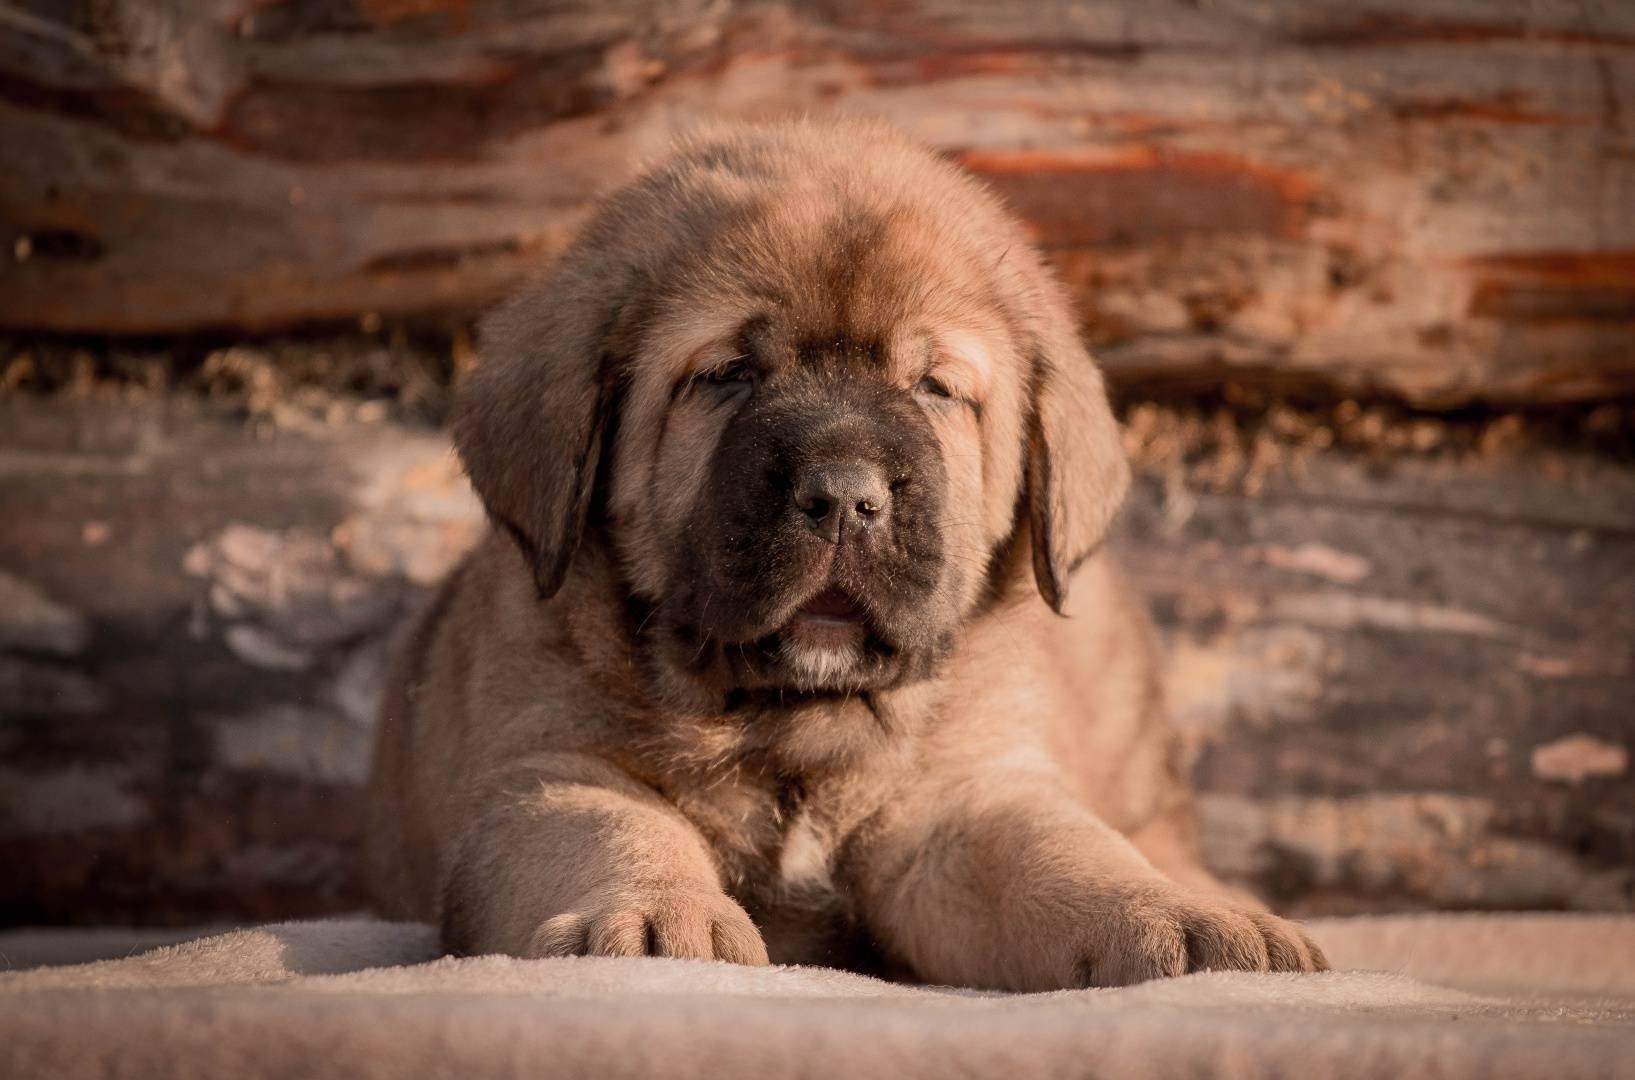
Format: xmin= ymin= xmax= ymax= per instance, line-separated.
xmin=705 ymin=360 xmax=752 ymax=385
xmin=696 ymin=358 xmax=758 ymax=399
xmin=915 ymin=375 xmax=953 ymax=400
xmin=913 ymin=372 xmax=980 ymax=417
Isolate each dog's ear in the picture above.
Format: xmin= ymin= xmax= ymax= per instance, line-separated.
xmin=452 ymin=262 xmax=625 ymax=599
xmin=1025 ymin=292 xmax=1130 ymax=615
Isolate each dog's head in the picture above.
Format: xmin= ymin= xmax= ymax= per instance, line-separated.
xmin=454 ymin=121 xmax=1127 ymax=703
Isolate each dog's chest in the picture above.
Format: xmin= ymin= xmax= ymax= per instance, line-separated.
xmin=772 ymin=796 xmax=834 ymax=891
xmin=675 ymin=773 xmax=842 ymax=893
xmin=671 ymin=770 xmax=886 ymax=970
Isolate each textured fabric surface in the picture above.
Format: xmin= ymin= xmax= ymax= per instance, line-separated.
xmin=3 ymin=914 xmax=1632 ymax=1078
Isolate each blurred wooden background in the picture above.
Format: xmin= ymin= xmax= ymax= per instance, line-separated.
xmin=1 ymin=0 xmax=1632 ymax=925
xmin=6 ymin=0 xmax=1634 ymax=403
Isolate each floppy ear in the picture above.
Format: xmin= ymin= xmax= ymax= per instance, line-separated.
xmin=1025 ymin=304 xmax=1131 ymax=614
xmin=452 ymin=266 xmax=623 ymax=599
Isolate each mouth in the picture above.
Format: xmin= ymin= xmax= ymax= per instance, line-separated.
xmin=654 ymin=578 xmax=943 ymax=699
xmin=783 ymin=587 xmax=868 ymax=644
xmin=769 ymin=586 xmax=870 ymax=689
xmin=796 ymin=586 xmax=865 ymax=622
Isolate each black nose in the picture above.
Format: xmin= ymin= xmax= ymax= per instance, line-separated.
xmin=793 ymin=462 xmax=890 ymax=543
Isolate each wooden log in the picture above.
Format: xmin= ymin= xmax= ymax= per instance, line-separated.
xmin=1116 ymin=401 xmax=1635 ymax=911
xmin=1 ymin=393 xmax=1630 ymax=924
xmin=3 ymin=1 xmax=1634 ymax=405
xmin=0 ymin=393 xmax=483 ymax=923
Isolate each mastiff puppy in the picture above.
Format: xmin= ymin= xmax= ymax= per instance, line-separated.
xmin=366 ymin=119 xmax=1326 ymax=989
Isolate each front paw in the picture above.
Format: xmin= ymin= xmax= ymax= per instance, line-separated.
xmin=526 ymin=884 xmax=769 ymax=966
xmin=1073 ymin=886 xmax=1328 ymax=988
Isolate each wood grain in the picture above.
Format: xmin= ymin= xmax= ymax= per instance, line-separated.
xmin=3 ymin=0 xmax=1633 ymax=405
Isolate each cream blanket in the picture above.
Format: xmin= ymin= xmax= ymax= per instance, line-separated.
xmin=3 ymin=914 xmax=1632 ymax=1078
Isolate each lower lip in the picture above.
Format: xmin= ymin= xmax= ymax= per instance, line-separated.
xmin=786 ymin=611 xmax=865 ymax=645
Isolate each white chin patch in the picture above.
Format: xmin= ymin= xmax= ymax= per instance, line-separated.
xmin=777 ymin=633 xmax=862 ymax=689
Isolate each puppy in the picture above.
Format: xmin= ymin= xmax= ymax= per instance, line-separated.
xmin=365 ymin=119 xmax=1326 ymax=989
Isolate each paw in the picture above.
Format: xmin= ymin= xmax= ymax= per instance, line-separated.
xmin=526 ymin=885 xmax=769 ymax=965
xmin=1075 ymin=886 xmax=1328 ymax=987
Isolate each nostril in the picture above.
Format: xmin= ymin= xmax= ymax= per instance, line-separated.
xmin=799 ymin=495 xmax=833 ymax=522
xmin=793 ymin=463 xmax=890 ymax=535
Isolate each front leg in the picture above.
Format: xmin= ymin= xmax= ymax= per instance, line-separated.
xmin=849 ymin=774 xmax=1325 ymax=990
xmin=441 ymin=752 xmax=767 ymax=965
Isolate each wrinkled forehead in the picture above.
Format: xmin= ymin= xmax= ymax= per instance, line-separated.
xmin=635 ymin=200 xmax=1015 ymax=388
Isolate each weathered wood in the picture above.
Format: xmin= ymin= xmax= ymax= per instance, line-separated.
xmin=1 ymin=395 xmax=1630 ymax=924
xmin=0 ymin=395 xmax=484 ymax=923
xmin=3 ymin=1 xmax=1633 ymax=405
xmin=1117 ymin=404 xmax=1635 ymax=912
